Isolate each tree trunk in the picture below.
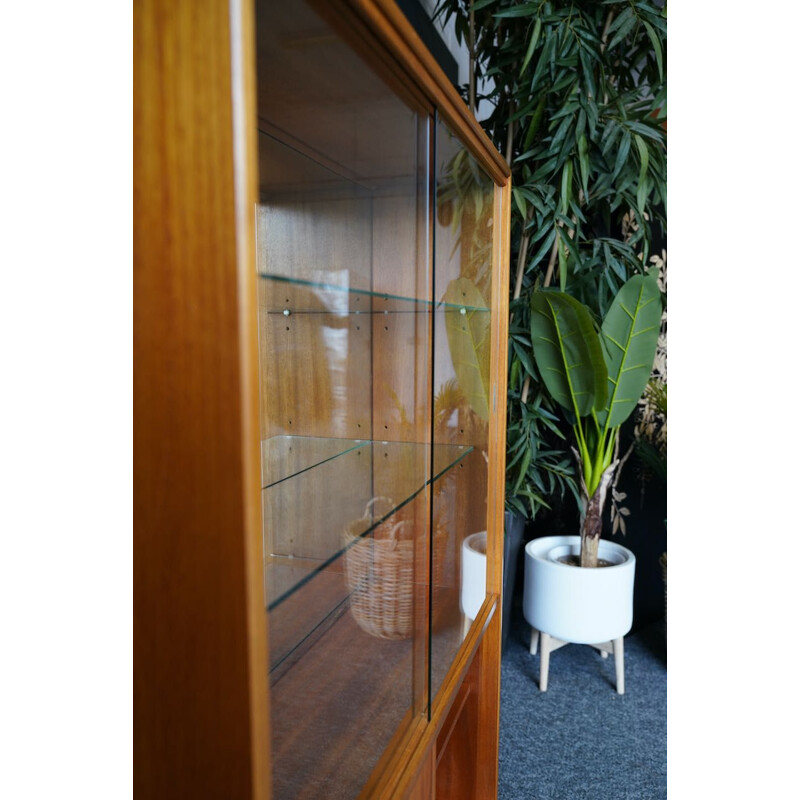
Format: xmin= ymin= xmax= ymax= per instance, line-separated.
xmin=576 ymin=457 xmax=618 ymax=568
xmin=580 ymin=488 xmax=603 ymax=567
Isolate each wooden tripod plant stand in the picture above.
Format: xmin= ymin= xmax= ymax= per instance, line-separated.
xmin=530 ymin=628 xmax=625 ymax=694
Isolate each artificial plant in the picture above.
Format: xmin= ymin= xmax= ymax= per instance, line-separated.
xmin=530 ymin=272 xmax=662 ymax=566
xmin=433 ymin=0 xmax=667 ymax=523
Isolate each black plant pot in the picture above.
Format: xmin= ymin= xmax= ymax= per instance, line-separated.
xmin=502 ymin=511 xmax=526 ymax=652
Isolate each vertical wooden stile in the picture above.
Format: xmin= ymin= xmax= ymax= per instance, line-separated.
xmin=134 ymin=0 xmax=269 ymax=796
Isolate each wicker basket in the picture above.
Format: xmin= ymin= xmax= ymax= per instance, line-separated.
xmin=344 ymin=498 xmax=447 ymax=640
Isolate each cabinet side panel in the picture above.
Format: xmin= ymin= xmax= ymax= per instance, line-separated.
xmin=434 ymin=653 xmax=478 ymax=800
xmin=134 ymin=0 xmax=267 ymax=795
xmin=405 ymin=744 xmax=436 ymax=800
xmin=475 ymin=605 xmax=502 ymax=800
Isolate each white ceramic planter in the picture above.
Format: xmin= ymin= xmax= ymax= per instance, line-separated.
xmin=522 ymin=535 xmax=635 ymax=644
xmin=460 ymin=531 xmax=487 ymax=621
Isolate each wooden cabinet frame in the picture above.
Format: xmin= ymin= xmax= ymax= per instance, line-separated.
xmin=134 ymin=1 xmax=509 ymax=797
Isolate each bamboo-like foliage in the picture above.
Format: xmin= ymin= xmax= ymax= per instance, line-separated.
xmin=434 ymin=0 xmax=667 ymax=520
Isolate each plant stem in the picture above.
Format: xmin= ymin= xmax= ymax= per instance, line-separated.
xmin=543 ymin=236 xmax=558 ymax=287
xmin=600 ymin=10 xmax=615 ymax=53
xmin=512 ymin=216 xmax=532 ymax=302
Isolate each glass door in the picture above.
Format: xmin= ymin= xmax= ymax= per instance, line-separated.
xmin=255 ymin=2 xmax=499 ymax=795
xmin=430 ymin=115 xmax=496 ymax=704
xmin=256 ymin=1 xmax=436 ymax=795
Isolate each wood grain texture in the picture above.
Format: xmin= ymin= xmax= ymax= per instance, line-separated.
xmin=231 ymin=0 xmax=273 ymax=794
xmin=487 ymin=180 xmax=511 ymax=597
xmin=406 ymin=745 xmax=436 ymax=800
xmin=134 ymin=0 xmax=269 ymax=796
xmin=435 ymin=664 xmax=478 ymax=800
xmin=475 ymin=605 xmax=503 ymax=799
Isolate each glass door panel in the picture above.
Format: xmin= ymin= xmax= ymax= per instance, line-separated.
xmin=430 ymin=116 xmax=496 ymax=703
xmin=255 ymin=0 xmax=432 ymax=796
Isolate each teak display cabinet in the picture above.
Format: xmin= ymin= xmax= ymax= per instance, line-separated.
xmin=134 ymin=1 xmax=510 ymax=798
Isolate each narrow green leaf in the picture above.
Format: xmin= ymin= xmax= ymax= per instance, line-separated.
xmin=522 ymin=95 xmax=547 ymax=151
xmin=549 ymin=100 xmax=582 ymax=122
xmin=637 ymin=176 xmax=649 ymax=216
xmin=520 ymin=18 xmax=542 ymax=76
xmin=530 ymin=32 xmax=555 ymax=94
xmin=528 ymin=225 xmax=557 ymax=269
xmin=560 ymin=160 xmax=573 ymax=216
xmin=512 ymin=339 xmax=535 ymax=377
xmin=532 ymin=156 xmax=558 ymax=182
xmin=579 ymin=47 xmax=597 ymax=100
xmin=578 ymin=134 xmax=590 ymax=200
xmin=575 ymin=108 xmax=586 ymax=141
xmin=558 ymin=237 xmax=568 ymax=291
xmin=643 ymin=21 xmax=663 ymax=83
xmin=607 ymin=10 xmax=637 ymax=52
xmin=551 ymin=113 xmax=574 ymax=151
xmin=605 ymin=6 xmax=633 ymax=38
xmin=613 ymin=130 xmax=631 ymax=179
xmin=510 ymin=96 xmax=539 ymax=122
xmin=626 ymin=121 xmax=664 ymax=141
xmin=494 ymin=3 xmax=538 ymax=19
xmin=634 ymin=134 xmax=649 ymax=213
xmin=512 ymin=448 xmax=532 ymax=495
xmin=513 ymin=187 xmax=527 ymax=218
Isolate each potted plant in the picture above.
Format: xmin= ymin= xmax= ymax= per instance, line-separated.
xmin=530 ymin=271 xmax=662 ymax=565
xmin=521 ymin=271 xmax=662 ymax=691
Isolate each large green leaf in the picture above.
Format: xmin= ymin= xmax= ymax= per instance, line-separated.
xmin=530 ymin=291 xmax=607 ymax=418
xmin=597 ymin=273 xmax=663 ymax=430
xmin=443 ymin=277 xmax=491 ymax=421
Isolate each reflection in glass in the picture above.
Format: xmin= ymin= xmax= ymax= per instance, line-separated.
xmin=430 ymin=116 xmax=496 ymax=705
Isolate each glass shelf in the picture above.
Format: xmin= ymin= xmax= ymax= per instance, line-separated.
xmin=263 ymin=437 xmax=472 ymax=610
xmin=261 ymin=435 xmax=364 ymax=489
xmin=260 ymin=272 xmax=490 ymax=314
xmin=263 ymin=437 xmax=472 ymax=674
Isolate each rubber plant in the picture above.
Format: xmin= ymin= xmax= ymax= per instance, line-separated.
xmin=530 ymin=271 xmax=662 ymax=566
xmin=432 ymin=0 xmax=667 ymax=523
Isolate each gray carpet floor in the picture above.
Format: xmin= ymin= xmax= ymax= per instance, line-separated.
xmin=498 ymin=615 xmax=667 ymax=800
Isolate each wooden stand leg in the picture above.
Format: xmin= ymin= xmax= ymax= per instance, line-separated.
xmin=613 ymin=636 xmax=625 ymax=695
xmin=529 ymin=627 xmax=539 ymax=655
xmin=540 ymin=632 xmax=551 ymax=692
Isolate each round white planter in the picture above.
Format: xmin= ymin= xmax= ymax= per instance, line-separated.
xmin=522 ymin=535 xmax=635 ymax=644
xmin=460 ymin=531 xmax=487 ymax=621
